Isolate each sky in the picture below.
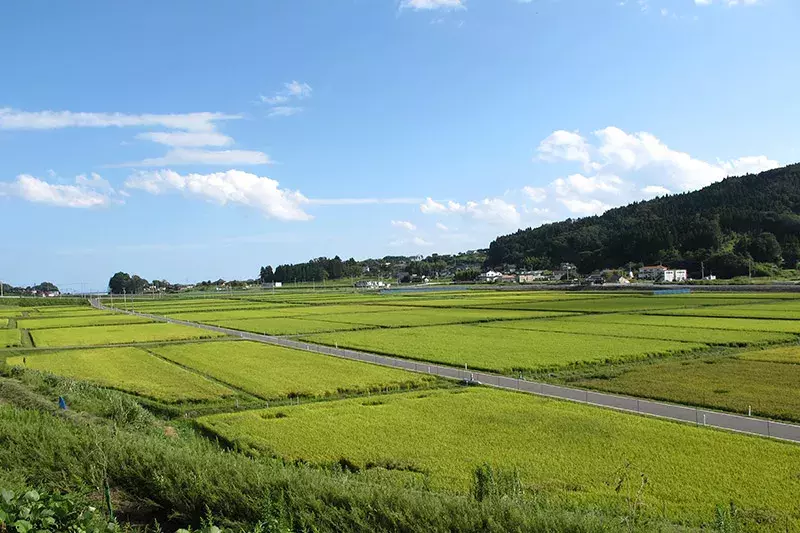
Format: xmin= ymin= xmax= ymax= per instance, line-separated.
xmin=1 ymin=0 xmax=798 ymax=291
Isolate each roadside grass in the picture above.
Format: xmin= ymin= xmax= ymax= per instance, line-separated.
xmin=301 ymin=324 xmax=705 ymax=373
xmin=740 ymin=345 xmax=800 ymax=364
xmin=29 ymin=323 xmax=226 ymax=348
xmin=149 ymin=340 xmax=439 ymax=401
xmin=0 ymin=329 xmax=21 ymax=348
xmin=568 ymin=313 xmax=800 ymax=334
xmin=197 ymin=387 xmax=800 ymax=527
xmin=16 ymin=313 xmax=155 ymax=330
xmin=574 ymin=356 xmax=800 ymax=422
xmin=5 ymin=347 xmax=235 ymax=403
xmin=479 ymin=318 xmax=794 ymax=346
xmin=0 ymin=318 xmax=8 ymax=328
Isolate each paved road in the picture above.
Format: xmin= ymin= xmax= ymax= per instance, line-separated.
xmin=91 ymin=299 xmax=800 ymax=444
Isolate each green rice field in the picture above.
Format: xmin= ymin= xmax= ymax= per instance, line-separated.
xmin=149 ymin=341 xmax=436 ymax=400
xmin=570 ymin=312 xmax=800 ymax=334
xmin=740 ymin=345 xmax=800 ymax=364
xmin=213 ymin=317 xmax=373 ymax=336
xmin=480 ymin=317 xmax=794 ymax=346
xmin=198 ymin=387 xmax=800 ymax=524
xmin=16 ymin=313 xmax=154 ymax=330
xmin=576 ymin=356 xmax=800 ymax=422
xmin=0 ymin=329 xmax=21 ymax=348
xmin=29 ymin=322 xmax=226 ymax=347
xmin=5 ymin=347 xmax=234 ymax=402
xmin=302 ymin=324 xmax=705 ymax=373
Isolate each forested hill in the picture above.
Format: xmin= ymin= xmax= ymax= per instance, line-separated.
xmin=486 ymin=163 xmax=800 ymax=278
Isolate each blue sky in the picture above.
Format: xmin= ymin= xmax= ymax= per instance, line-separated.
xmin=1 ymin=0 xmax=798 ymax=291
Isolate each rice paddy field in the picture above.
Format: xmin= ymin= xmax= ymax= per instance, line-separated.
xmin=5 ymin=288 xmax=800 ymax=528
xmin=0 ymin=329 xmax=21 ymax=348
xmin=29 ymin=322 xmax=226 ymax=347
xmin=5 ymin=347 xmax=234 ymax=402
xmin=149 ymin=340 xmax=438 ymax=400
xmin=198 ymin=387 xmax=800 ymax=525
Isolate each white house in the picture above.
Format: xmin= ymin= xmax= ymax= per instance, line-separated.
xmin=638 ymin=265 xmax=668 ymax=280
xmin=478 ymin=270 xmax=503 ymax=283
xmin=663 ymin=269 xmax=687 ymax=282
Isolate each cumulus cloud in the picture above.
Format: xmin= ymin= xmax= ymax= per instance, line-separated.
xmin=0 ymin=108 xmax=237 ymax=132
xmin=531 ymin=126 xmax=779 ymax=219
xmin=419 ymin=197 xmax=520 ymax=226
xmin=436 ymin=222 xmax=449 ymax=231
xmin=119 ymin=148 xmax=272 ymax=167
xmin=401 ymin=0 xmax=464 ymax=9
xmin=391 ymin=220 xmax=417 ymax=231
xmin=124 ymin=169 xmax=311 ymax=221
xmin=0 ymin=173 xmax=115 ymax=208
xmin=307 ymin=197 xmax=421 ymax=206
xmin=522 ymin=186 xmax=547 ymax=203
xmin=536 ymin=130 xmax=592 ymax=167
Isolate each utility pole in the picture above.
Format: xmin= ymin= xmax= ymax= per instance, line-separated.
xmin=701 ymin=261 xmax=705 ymax=280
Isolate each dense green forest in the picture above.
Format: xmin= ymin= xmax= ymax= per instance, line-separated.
xmin=486 ymin=164 xmax=800 ymax=277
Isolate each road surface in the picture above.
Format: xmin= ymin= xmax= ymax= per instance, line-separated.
xmin=91 ymin=299 xmax=800 ymax=444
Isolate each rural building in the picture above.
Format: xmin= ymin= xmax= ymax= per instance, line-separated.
xmin=638 ymin=265 xmax=668 ymax=280
xmin=261 ymin=282 xmax=283 ymax=289
xmin=663 ymin=269 xmax=688 ymax=282
xmin=354 ymin=280 xmax=387 ymax=289
xmin=478 ymin=270 xmax=503 ymax=283
xmin=517 ymin=270 xmax=548 ymax=283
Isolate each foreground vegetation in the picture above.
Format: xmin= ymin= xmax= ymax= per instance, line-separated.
xmin=199 ymin=388 xmax=800 ymax=527
xmin=0 ymin=364 xmax=708 ymax=532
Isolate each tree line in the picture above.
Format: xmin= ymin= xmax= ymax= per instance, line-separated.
xmin=486 ymin=164 xmax=800 ymax=278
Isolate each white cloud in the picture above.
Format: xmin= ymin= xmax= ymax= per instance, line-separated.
xmin=552 ymin=174 xmax=621 ymax=196
xmin=390 ymin=236 xmax=433 ymax=247
xmin=420 ymin=196 xmax=520 ymax=226
xmin=539 ymin=126 xmax=778 ymax=193
xmin=436 ymin=222 xmax=449 ymax=231
xmin=522 ymin=186 xmax=547 ymax=203
xmin=534 ymin=126 xmax=780 ymax=223
xmin=0 ymin=108 xmax=237 ymax=132
xmin=696 ymin=0 xmax=760 ymax=5
xmin=642 ymin=185 xmax=671 ymax=196
xmin=559 ymin=198 xmax=611 ymax=216
xmin=391 ymin=220 xmax=417 ymax=231
xmin=125 ymin=169 xmax=311 ymax=221
xmin=136 ymin=131 xmax=233 ymax=147
xmin=260 ymin=81 xmax=312 ymax=117
xmin=720 ymin=156 xmax=779 ymax=177
xmin=536 ymin=130 xmax=592 ymax=167
xmin=401 ymin=0 xmax=464 ymax=9
xmin=0 ymin=173 xmax=113 ymax=208
xmin=307 ymin=197 xmax=421 ymax=206
xmin=119 ymin=148 xmax=272 ymax=167
xmin=268 ymin=106 xmax=303 ymax=118
xmin=286 ymin=81 xmax=312 ymax=98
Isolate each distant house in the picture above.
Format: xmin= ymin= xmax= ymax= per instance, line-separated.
xmin=517 ymin=271 xmax=548 ymax=284
xmin=663 ymin=269 xmax=688 ymax=282
xmin=499 ymin=274 xmax=517 ymax=283
xmin=478 ymin=270 xmax=503 ymax=283
xmin=638 ymin=265 xmax=668 ymax=280
xmin=354 ymin=280 xmax=386 ymax=289
xmin=261 ymin=282 xmax=283 ymax=289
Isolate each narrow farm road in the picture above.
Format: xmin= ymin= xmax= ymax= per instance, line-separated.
xmin=91 ymin=299 xmax=800 ymax=444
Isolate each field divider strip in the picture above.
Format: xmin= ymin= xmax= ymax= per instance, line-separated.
xmin=92 ymin=298 xmax=800 ymax=445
